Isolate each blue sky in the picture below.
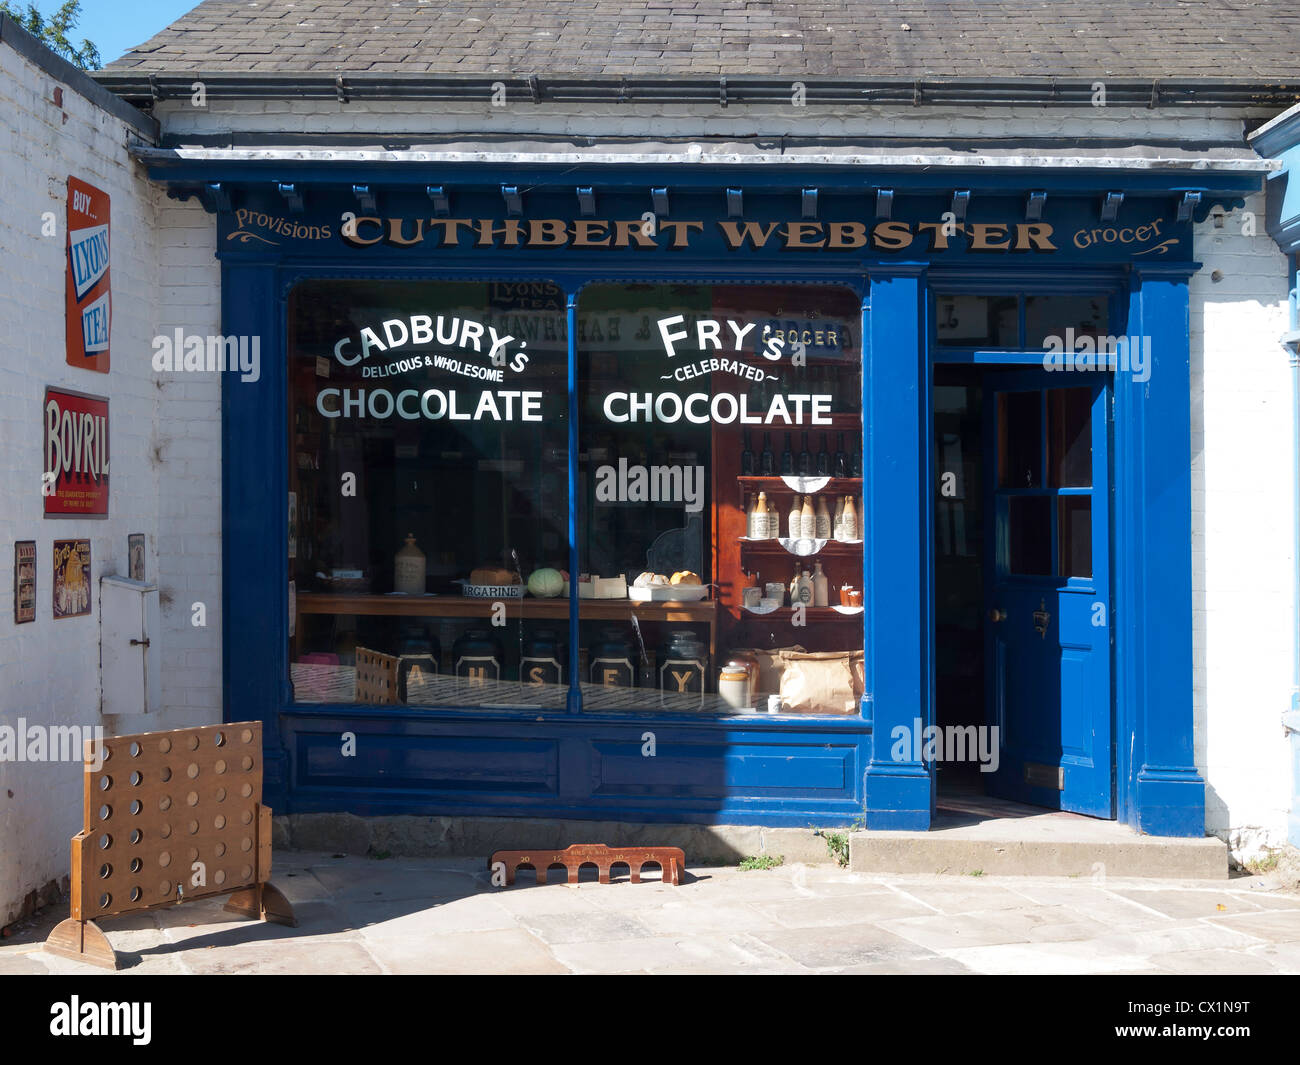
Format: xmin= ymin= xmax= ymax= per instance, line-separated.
xmin=29 ymin=0 xmax=200 ymax=65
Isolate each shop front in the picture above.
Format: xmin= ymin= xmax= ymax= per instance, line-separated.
xmin=141 ymin=155 xmax=1260 ymax=835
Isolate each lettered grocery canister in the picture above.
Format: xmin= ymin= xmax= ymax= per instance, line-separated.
xmin=397 ymin=624 xmax=441 ymax=702
xmin=659 ymin=629 xmax=708 ymax=709
xmin=590 ymin=627 xmax=634 ymax=687
xmin=521 ymin=629 xmax=564 ymax=687
xmin=453 ymin=629 xmax=503 ymax=697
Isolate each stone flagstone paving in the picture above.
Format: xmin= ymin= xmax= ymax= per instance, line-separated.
xmin=2 ymin=852 xmax=1298 ymax=975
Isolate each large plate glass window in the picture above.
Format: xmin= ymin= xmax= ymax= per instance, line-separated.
xmin=576 ymin=283 xmax=864 ymax=715
xmin=287 ymin=280 xmax=568 ymax=708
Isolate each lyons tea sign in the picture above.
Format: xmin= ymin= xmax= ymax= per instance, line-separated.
xmin=65 ymin=176 xmax=111 ymax=373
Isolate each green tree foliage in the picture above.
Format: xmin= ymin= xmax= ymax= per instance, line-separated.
xmin=1 ymin=1 xmax=100 ymax=70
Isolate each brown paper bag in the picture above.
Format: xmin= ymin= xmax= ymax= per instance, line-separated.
xmin=733 ymin=645 xmax=806 ymax=696
xmin=778 ymin=649 xmax=865 ymax=715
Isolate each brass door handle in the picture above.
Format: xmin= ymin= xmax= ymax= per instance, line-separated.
xmin=988 ymin=608 xmax=1006 ymax=623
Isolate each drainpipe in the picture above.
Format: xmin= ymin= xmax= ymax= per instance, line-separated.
xmin=1285 ymin=256 xmax=1300 ymax=848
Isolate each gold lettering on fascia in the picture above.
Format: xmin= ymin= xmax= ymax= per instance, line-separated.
xmin=335 ymin=218 xmax=1070 ymax=253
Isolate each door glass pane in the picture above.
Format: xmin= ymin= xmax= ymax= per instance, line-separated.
xmin=998 ymin=391 xmax=1041 ymax=488
xmin=1049 ymin=388 xmax=1092 ymax=488
xmin=1008 ymin=496 xmax=1051 ymax=575
xmin=935 ymin=294 xmax=1019 ymax=347
xmin=1058 ymin=497 xmax=1092 ymax=578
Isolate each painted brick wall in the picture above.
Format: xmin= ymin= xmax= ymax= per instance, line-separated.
xmin=1191 ymin=198 xmax=1295 ymax=857
xmin=0 ymin=40 xmax=222 ymax=925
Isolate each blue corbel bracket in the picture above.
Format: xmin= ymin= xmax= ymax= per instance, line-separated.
xmin=277 ymin=182 xmax=303 ymax=212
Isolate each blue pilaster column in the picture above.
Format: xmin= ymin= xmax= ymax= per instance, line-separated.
xmin=1115 ymin=264 xmax=1205 ymax=836
xmin=862 ymin=267 xmax=932 ymax=829
xmin=221 ymin=259 xmax=291 ymax=809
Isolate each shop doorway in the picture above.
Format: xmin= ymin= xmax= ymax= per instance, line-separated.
xmin=933 ymin=366 xmax=1114 ymax=819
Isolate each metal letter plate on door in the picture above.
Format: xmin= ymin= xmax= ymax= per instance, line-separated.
xmin=1023 ymin=762 xmax=1065 ymax=790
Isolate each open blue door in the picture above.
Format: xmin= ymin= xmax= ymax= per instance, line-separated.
xmin=983 ymin=372 xmax=1113 ymax=817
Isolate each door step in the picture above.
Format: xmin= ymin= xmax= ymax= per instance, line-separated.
xmin=850 ymin=809 xmax=1228 ymax=879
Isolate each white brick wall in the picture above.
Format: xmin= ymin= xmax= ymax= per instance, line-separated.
xmin=1190 ymin=198 xmax=1295 ymax=856
xmin=0 ymin=41 xmax=222 ymax=924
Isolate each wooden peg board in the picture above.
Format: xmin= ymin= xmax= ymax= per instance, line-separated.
xmin=45 ymin=720 xmax=294 ymax=970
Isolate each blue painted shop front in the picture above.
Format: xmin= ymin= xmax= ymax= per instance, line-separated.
xmin=140 ymin=156 xmax=1258 ymax=836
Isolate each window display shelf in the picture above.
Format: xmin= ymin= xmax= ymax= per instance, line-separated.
xmin=739 ymin=539 xmax=864 ymax=556
xmin=737 ymin=476 xmax=862 ymax=492
xmin=739 ymin=605 xmax=863 ymax=619
xmin=296 ymin=591 xmax=716 ymax=623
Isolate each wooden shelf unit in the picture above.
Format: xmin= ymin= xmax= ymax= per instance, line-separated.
xmin=296 ymin=592 xmax=716 ymax=624
xmin=712 ymin=412 xmax=865 ymax=652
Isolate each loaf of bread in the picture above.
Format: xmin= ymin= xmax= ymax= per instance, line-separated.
xmin=470 ymin=566 xmax=519 ymax=585
xmin=670 ymin=570 xmax=702 ymax=586
xmin=634 ymin=571 xmax=671 ymax=587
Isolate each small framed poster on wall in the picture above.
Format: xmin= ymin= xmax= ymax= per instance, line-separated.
xmin=53 ymin=538 xmax=92 ymax=619
xmin=128 ymin=532 xmax=145 ymax=581
xmin=14 ymin=541 xmax=36 ymax=623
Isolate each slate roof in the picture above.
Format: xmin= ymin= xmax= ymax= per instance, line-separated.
xmin=101 ymin=0 xmax=1300 ymax=79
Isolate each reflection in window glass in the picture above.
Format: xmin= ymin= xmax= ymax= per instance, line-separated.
xmin=1058 ymin=497 xmax=1092 ymax=578
xmin=935 ymin=294 xmax=1019 ymax=347
xmin=577 ymin=284 xmax=864 ymax=715
xmin=287 ymin=280 xmax=568 ymax=708
xmin=1049 ymin=388 xmax=1092 ymax=488
xmin=1024 ymin=293 xmax=1108 ymax=349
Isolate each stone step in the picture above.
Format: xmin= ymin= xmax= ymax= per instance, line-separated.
xmin=849 ymin=829 xmax=1229 ymax=879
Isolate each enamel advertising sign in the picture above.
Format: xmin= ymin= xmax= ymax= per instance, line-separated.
xmin=44 ymin=387 xmax=110 ymax=518
xmin=65 ymin=176 xmax=111 ymax=372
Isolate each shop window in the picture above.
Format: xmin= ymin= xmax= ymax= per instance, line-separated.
xmin=286 ymin=280 xmax=569 ymax=708
xmin=576 ymin=283 xmax=864 ymax=715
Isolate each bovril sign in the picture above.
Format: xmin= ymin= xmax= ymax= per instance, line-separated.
xmin=44 ymin=387 xmax=109 ymax=518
